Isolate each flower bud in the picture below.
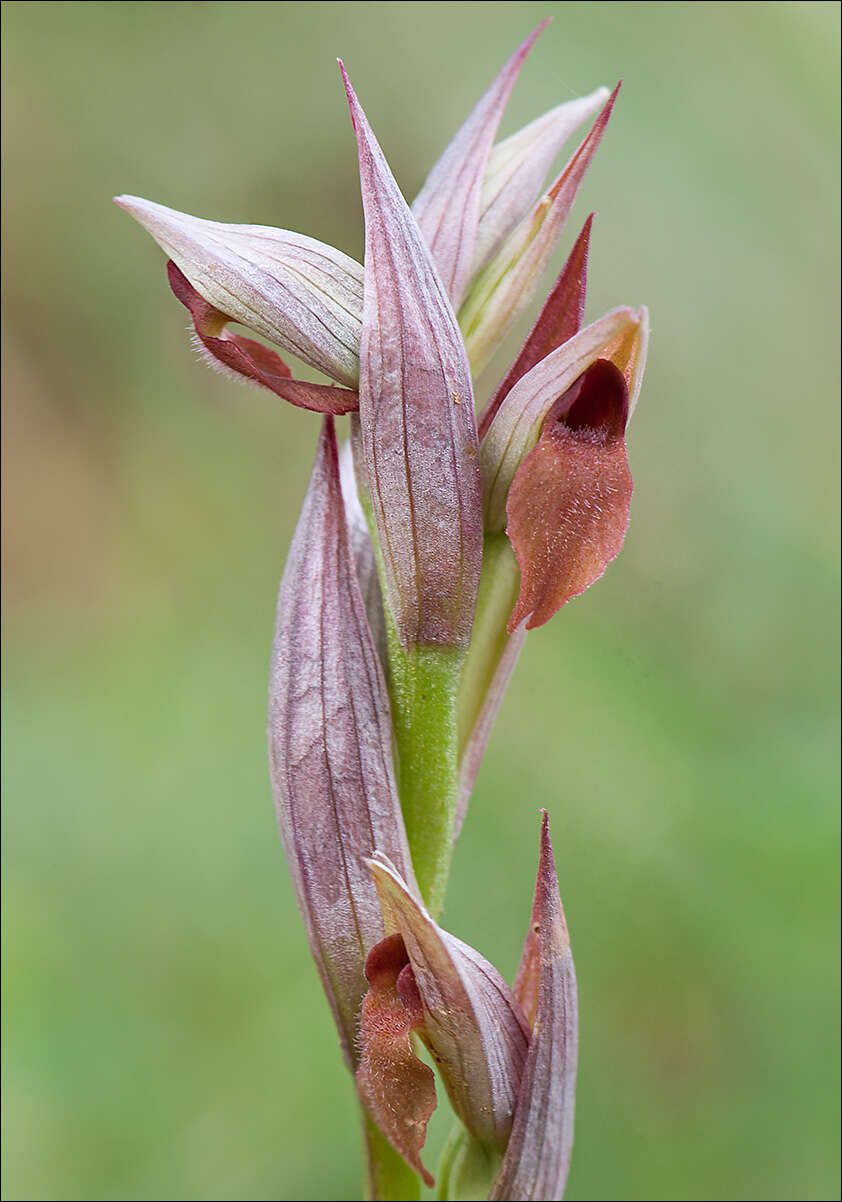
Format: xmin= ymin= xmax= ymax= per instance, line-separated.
xmin=459 ymin=85 xmax=620 ymax=376
xmin=411 ymin=21 xmax=548 ymax=308
xmin=473 ymin=91 xmax=608 ymax=277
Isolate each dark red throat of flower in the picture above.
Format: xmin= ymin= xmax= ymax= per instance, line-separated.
xmin=356 ymin=934 xmax=436 ymax=1188
xmin=506 ymin=358 xmax=633 ymax=631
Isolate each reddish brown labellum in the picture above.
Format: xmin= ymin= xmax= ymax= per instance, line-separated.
xmin=356 ymin=934 xmax=436 ymax=1188
xmin=506 ymin=358 xmax=632 ymax=631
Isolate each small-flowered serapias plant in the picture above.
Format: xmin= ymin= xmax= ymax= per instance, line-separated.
xmin=117 ymin=20 xmax=648 ymax=1201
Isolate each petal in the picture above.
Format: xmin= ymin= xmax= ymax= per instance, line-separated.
xmin=267 ymin=417 xmax=417 ymax=1067
xmin=473 ymin=91 xmax=608 ymax=277
xmin=481 ymin=306 xmax=642 ymax=532
xmin=478 ymin=214 xmax=593 ymax=439
xmin=459 ymin=85 xmax=620 ymax=376
xmin=411 ymin=21 xmax=548 ymax=308
xmin=341 ymin=65 xmax=483 ymax=650
xmin=489 ymin=813 xmax=578 ymax=1201
xmin=356 ymin=934 xmax=437 ymax=1188
xmin=506 ymin=358 xmax=633 ymax=631
xmin=167 ymin=261 xmax=358 ymax=414
xmin=368 ymin=855 xmax=530 ymax=1149
xmin=115 ymin=195 xmax=363 ymax=386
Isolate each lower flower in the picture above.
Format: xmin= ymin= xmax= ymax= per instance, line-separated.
xmin=357 ymin=814 xmax=578 ymax=1201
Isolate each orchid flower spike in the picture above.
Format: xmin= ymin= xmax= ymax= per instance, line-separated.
xmin=118 ymin=19 xmax=648 ymax=1201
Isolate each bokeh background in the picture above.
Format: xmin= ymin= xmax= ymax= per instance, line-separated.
xmin=2 ymin=2 xmax=839 ymax=1199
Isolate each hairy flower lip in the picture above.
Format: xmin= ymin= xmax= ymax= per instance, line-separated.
xmin=505 ymin=357 xmax=633 ymax=631
xmin=356 ymin=933 xmax=437 ymax=1187
xmin=166 ymin=260 xmax=359 ymax=414
xmin=114 ymin=193 xmax=363 ymax=387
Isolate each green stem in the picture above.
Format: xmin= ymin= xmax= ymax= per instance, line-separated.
xmin=387 ymin=623 xmax=464 ymax=917
xmin=362 ymin=1110 xmax=421 ymax=1201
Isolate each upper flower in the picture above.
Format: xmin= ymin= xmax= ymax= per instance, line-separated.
xmin=116 ymin=24 xmax=642 ymax=648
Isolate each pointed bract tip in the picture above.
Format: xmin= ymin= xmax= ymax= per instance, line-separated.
xmin=594 ymin=81 xmax=622 ymax=128
xmin=539 ymin=808 xmax=555 ymax=870
xmin=569 ymin=80 xmax=620 ymax=156
xmin=113 ymin=193 xmax=153 ymax=215
xmin=537 ymin=809 xmax=556 ymax=875
xmin=111 ymin=194 xmax=182 ymax=241
xmin=113 ymin=193 xmax=152 ymax=222
xmin=598 ymin=77 xmax=622 ymax=115
xmin=498 ymin=18 xmax=551 ymax=92
xmin=338 ymin=59 xmax=356 ymax=111
xmin=339 ymin=61 xmax=367 ymax=137
xmin=521 ymin=15 xmax=552 ymax=51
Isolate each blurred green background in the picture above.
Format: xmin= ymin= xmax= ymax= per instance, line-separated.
xmin=2 ymin=2 xmax=839 ymax=1199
